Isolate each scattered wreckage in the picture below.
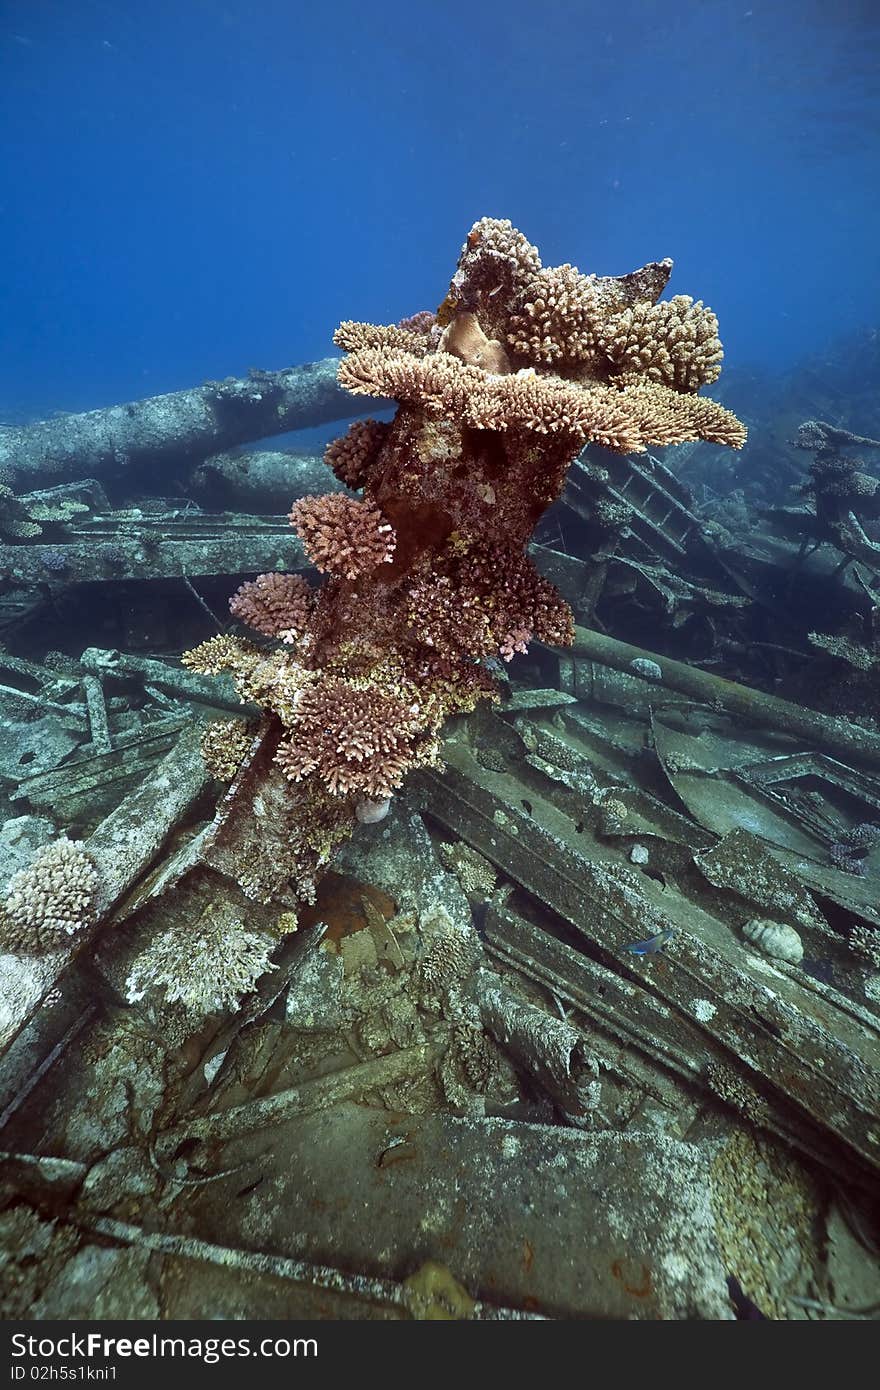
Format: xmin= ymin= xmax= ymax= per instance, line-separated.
xmin=1 ymin=599 xmax=878 ymax=1316
xmin=1 ymin=297 xmax=879 ymax=1316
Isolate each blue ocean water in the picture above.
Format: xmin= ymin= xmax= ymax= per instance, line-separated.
xmin=1 ymin=0 xmax=878 ymax=418
xmin=2 ymin=4 xmax=880 ymax=1330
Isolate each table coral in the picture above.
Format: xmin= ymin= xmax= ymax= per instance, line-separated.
xmin=186 ymin=218 xmax=746 ymax=901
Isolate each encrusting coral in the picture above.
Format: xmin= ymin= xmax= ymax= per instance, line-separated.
xmin=0 ymin=838 xmax=99 ymax=954
xmin=186 ymin=218 xmax=746 ymax=901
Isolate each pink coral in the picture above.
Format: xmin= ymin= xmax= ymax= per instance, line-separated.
xmin=288 ymin=494 xmax=396 ymax=579
xmin=408 ymin=545 xmax=574 ymax=663
xmin=469 ymin=544 xmax=575 ymax=656
xmin=229 ymin=572 xmax=314 ymax=641
xmin=323 ymin=419 xmax=388 ymax=490
xmin=186 ymin=217 xmax=746 ymax=906
xmin=275 ymin=678 xmax=420 ymax=798
xmin=398 ymin=310 xmax=436 ymax=335
xmin=407 ymin=575 xmax=495 ymax=659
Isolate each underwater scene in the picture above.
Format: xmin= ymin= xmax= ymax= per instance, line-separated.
xmin=0 ymin=0 xmax=879 ymax=1329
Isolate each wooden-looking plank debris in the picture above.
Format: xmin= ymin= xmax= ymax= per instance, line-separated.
xmin=570 ymin=624 xmax=880 ymax=771
xmin=483 ymin=899 xmax=872 ymax=1187
xmin=413 ymin=745 xmax=880 ymax=1188
xmin=0 ymin=514 xmax=309 ymax=587
xmin=81 ymin=675 xmax=112 ymax=755
xmin=79 ymin=648 xmax=253 ymax=715
xmin=0 ymin=727 xmax=210 ymax=1057
xmin=10 ymin=716 xmax=190 ymax=822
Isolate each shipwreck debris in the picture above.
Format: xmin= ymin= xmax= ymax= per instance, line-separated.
xmin=0 ymin=362 xmax=368 ymax=491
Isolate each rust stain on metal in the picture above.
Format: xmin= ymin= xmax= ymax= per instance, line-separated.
xmin=611 ymin=1258 xmax=653 ymax=1298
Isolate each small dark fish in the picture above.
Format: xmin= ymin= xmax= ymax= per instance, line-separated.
xmin=801 ymin=958 xmax=835 ymax=985
xmin=726 ymin=1275 xmax=768 ymax=1320
xmin=624 ymin=928 xmax=674 ymax=955
xmin=470 ymin=899 xmax=489 ymax=934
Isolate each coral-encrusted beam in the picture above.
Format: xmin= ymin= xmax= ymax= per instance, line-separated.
xmin=184 ymin=218 xmax=746 ymax=903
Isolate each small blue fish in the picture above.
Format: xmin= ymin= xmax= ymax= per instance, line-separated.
xmin=624 ymin=928 xmax=674 ymax=955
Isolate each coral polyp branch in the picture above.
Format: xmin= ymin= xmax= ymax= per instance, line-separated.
xmin=229 ymin=571 xmax=314 ymax=641
xmin=188 ymin=218 xmax=746 ymax=901
xmin=289 ymin=494 xmax=396 ymax=580
xmin=275 ymin=678 xmax=423 ymax=799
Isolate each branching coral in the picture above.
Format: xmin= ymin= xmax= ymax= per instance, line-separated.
xmin=126 ymin=905 xmax=276 ymax=1017
xmin=615 ymin=379 xmax=746 ymax=450
xmin=407 ymin=543 xmax=574 ymax=663
xmin=336 ymin=338 xmax=742 ymax=453
xmin=229 ymin=571 xmax=314 ymax=641
xmin=334 ymin=320 xmax=434 ymax=358
xmin=0 ymin=470 xmax=89 ymax=542
xmin=397 ymin=309 xmax=437 ymax=336
xmin=289 ymin=494 xmax=396 ymax=579
xmin=507 ymin=263 xmax=606 ymax=366
xmin=439 ymin=841 xmax=497 ymax=900
xmin=598 ymin=295 xmax=723 ymax=390
xmin=417 ymin=907 xmax=481 ymax=1000
xmin=441 ymin=217 xmax=542 ymax=316
xmin=849 ymin=922 xmax=880 ymax=968
xmin=181 ymin=632 xmax=263 ymax=678
xmin=0 ymin=838 xmax=98 ymax=954
xmin=275 ymin=677 xmax=423 ymax=798
xmin=336 ymin=345 xmax=647 ymax=449
xmin=200 ymin=719 xmax=255 ymax=781
xmin=324 ymin=419 xmax=389 ymax=489
xmin=183 ymin=635 xmax=315 ymax=724
xmin=186 ymin=217 xmax=745 ymax=904
xmin=0 ymin=482 xmax=42 ymax=541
